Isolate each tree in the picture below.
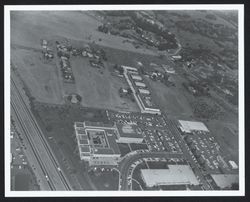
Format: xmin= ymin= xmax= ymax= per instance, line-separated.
xmin=162 ymin=73 xmax=169 ymax=83
xmin=118 ymin=66 xmax=124 ymax=75
xmin=138 ymin=66 xmax=145 ymax=75
xmin=113 ymin=64 xmax=119 ymax=70
xmin=45 ymin=125 xmax=53 ymax=132
xmin=231 ymin=183 xmax=239 ymax=190
xmin=127 ymin=88 xmax=133 ymax=95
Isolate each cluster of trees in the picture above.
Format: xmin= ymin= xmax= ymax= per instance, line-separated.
xmin=113 ymin=64 xmax=124 ymax=75
xmin=128 ymin=12 xmax=178 ymax=50
xmin=67 ymin=94 xmax=82 ymax=103
xmin=182 ymin=81 xmax=210 ymax=97
xmin=191 ymin=100 xmax=224 ymax=119
xmin=97 ymin=24 xmax=109 ymax=34
xmin=98 ymin=11 xmax=178 ymax=51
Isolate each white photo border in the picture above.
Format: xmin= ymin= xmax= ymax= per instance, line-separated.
xmin=4 ymin=4 xmax=245 ymax=197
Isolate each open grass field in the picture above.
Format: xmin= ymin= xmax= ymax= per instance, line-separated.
xmin=117 ymin=143 xmax=131 ymax=157
xmin=89 ymin=170 xmax=119 ymax=190
xmin=11 ymin=48 xmax=64 ymax=104
xmin=70 ymin=57 xmax=139 ymax=111
xmin=206 ymin=120 xmax=239 ymax=163
xmin=11 ymin=11 xmax=157 ymax=56
xmin=32 ymin=102 xmax=110 ymax=190
xmin=145 ymin=76 xmax=194 ymax=118
xmin=10 ymin=11 xmax=161 ymax=107
xmin=130 ymin=143 xmax=148 ymax=151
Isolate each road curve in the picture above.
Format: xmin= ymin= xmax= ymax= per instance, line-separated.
xmin=119 ymin=151 xmax=184 ymax=190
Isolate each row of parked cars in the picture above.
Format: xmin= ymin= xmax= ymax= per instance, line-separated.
xmin=57 ymin=44 xmax=75 ymax=83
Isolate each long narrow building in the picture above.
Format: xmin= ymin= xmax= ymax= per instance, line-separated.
xmin=122 ymin=65 xmax=161 ymax=115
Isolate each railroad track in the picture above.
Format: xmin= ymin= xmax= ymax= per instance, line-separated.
xmin=11 ymin=76 xmax=71 ymax=190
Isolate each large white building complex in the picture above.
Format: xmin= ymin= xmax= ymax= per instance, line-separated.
xmin=178 ymin=120 xmax=209 ymax=134
xmin=74 ymin=121 xmax=144 ymax=166
xmin=74 ymin=121 xmax=121 ymax=166
xmin=122 ymin=65 xmax=161 ymax=115
xmin=141 ymin=165 xmax=199 ymax=187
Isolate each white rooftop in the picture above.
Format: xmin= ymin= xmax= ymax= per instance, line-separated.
xmin=135 ymin=81 xmax=146 ymax=87
xmin=131 ymin=75 xmax=142 ymax=81
xmin=141 ymin=165 xmax=199 ymax=187
xmin=178 ymin=120 xmax=209 ymax=133
xmin=211 ymin=174 xmax=239 ymax=189
xmin=139 ymin=88 xmax=150 ymax=94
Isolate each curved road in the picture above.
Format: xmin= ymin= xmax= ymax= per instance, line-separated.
xmin=119 ymin=151 xmax=184 ymax=190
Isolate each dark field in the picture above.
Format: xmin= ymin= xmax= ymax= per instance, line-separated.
xmin=117 ymin=143 xmax=131 ymax=157
xmin=89 ymin=170 xmax=119 ymax=190
xmin=14 ymin=173 xmax=30 ymax=191
xmin=32 ymin=102 xmax=110 ymax=190
xmin=130 ymin=143 xmax=148 ymax=151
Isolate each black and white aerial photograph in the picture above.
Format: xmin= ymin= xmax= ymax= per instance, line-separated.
xmin=4 ymin=4 xmax=244 ymax=197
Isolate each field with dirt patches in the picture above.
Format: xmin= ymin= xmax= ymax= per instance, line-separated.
xmin=145 ymin=76 xmax=194 ymax=118
xmin=11 ymin=48 xmax=64 ymax=104
xmin=10 ymin=11 xmax=161 ymax=106
xmin=32 ymin=102 xmax=110 ymax=190
xmin=11 ymin=11 xmax=157 ymax=55
xmin=70 ymin=57 xmax=139 ymax=111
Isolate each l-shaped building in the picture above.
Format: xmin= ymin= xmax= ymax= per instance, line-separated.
xmin=122 ymin=65 xmax=161 ymax=115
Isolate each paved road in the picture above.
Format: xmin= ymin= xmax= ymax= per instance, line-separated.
xmin=11 ymin=109 xmax=52 ymax=190
xmin=119 ymin=151 xmax=184 ymax=190
xmin=11 ymin=74 xmax=72 ymax=190
xmin=163 ymin=115 xmax=212 ymax=190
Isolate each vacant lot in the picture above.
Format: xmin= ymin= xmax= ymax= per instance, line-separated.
xmin=207 ymin=120 xmax=239 ymax=163
xmin=11 ymin=48 xmax=64 ymax=104
xmin=89 ymin=170 xmax=119 ymax=190
xmin=117 ymin=143 xmax=131 ymax=157
xmin=145 ymin=76 xmax=194 ymax=118
xmin=10 ymin=11 xmax=161 ymax=108
xmin=32 ymin=102 xmax=109 ymax=190
xmin=11 ymin=11 xmax=157 ymax=56
xmin=70 ymin=57 xmax=139 ymax=111
xmin=130 ymin=143 xmax=148 ymax=151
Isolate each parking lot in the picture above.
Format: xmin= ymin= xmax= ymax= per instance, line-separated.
xmin=107 ymin=110 xmax=167 ymax=128
xmin=184 ymin=131 xmax=232 ymax=174
xmin=107 ymin=111 xmax=182 ymax=153
xmin=142 ymin=128 xmax=165 ymax=152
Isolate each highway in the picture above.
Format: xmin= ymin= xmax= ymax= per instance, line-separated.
xmin=11 ymin=74 xmax=72 ymax=190
xmin=119 ymin=151 xmax=184 ymax=190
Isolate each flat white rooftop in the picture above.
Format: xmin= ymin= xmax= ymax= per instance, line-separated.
xmin=131 ymin=75 xmax=142 ymax=81
xmin=178 ymin=120 xmax=209 ymax=133
xmin=139 ymin=88 xmax=150 ymax=94
xmin=135 ymin=81 xmax=146 ymax=88
xmin=211 ymin=174 xmax=239 ymax=189
xmin=141 ymin=165 xmax=199 ymax=187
